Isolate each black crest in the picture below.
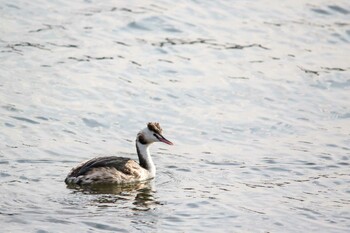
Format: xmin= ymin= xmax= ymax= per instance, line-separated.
xmin=147 ymin=122 xmax=162 ymax=134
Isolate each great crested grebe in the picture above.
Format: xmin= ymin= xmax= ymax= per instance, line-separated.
xmin=65 ymin=122 xmax=173 ymax=185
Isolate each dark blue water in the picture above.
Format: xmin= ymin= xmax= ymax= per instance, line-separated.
xmin=1 ymin=0 xmax=349 ymax=232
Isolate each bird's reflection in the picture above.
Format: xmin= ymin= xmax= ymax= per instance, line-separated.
xmin=66 ymin=181 xmax=159 ymax=210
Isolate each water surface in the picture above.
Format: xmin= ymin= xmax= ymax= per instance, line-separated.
xmin=1 ymin=0 xmax=349 ymax=232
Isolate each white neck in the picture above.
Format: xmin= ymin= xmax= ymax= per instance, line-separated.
xmin=136 ymin=141 xmax=156 ymax=177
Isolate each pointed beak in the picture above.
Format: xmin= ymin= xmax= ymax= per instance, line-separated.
xmin=159 ymin=135 xmax=173 ymax=145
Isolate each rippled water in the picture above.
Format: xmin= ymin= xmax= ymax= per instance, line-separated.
xmin=1 ymin=0 xmax=350 ymax=232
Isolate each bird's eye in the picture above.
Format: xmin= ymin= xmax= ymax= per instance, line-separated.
xmin=153 ymin=133 xmax=160 ymax=139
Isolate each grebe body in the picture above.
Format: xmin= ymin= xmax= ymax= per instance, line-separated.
xmin=65 ymin=122 xmax=173 ymax=185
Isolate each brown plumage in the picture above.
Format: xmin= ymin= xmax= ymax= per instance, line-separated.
xmin=65 ymin=156 xmax=149 ymax=185
xmin=147 ymin=122 xmax=162 ymax=134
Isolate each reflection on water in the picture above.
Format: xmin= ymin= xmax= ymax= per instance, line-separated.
xmin=67 ymin=181 xmax=158 ymax=211
xmin=66 ymin=180 xmax=153 ymax=195
xmin=1 ymin=0 xmax=350 ymax=232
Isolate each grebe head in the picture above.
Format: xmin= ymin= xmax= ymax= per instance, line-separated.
xmin=137 ymin=122 xmax=173 ymax=145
